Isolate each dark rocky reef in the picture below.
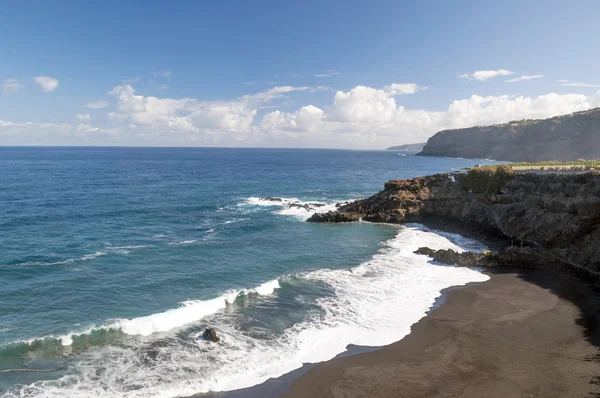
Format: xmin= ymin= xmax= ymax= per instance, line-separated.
xmin=418 ymin=108 xmax=600 ymax=162
xmin=308 ymin=167 xmax=600 ymax=276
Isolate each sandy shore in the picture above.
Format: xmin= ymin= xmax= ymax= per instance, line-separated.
xmin=192 ymin=268 xmax=600 ymax=398
xmin=282 ymin=269 xmax=600 ymax=398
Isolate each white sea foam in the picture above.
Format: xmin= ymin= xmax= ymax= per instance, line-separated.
xmin=8 ymin=226 xmax=489 ymax=398
xmin=17 ymin=279 xmax=282 ymax=349
xmin=244 ymin=196 xmax=348 ymax=221
xmin=223 ymin=218 xmax=248 ymax=224
xmin=167 ymin=239 xmax=198 ymax=246
xmin=15 ymin=251 xmax=108 ymax=267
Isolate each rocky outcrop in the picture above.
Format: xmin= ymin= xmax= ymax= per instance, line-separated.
xmin=309 ymin=167 xmax=600 ymax=273
xmin=418 ymin=108 xmax=600 ymax=162
xmin=414 ymin=247 xmax=490 ymax=267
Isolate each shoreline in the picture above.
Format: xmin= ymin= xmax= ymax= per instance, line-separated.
xmin=283 ymin=268 xmax=600 ymax=398
xmin=188 ymin=275 xmax=493 ymax=398
xmin=190 ymin=267 xmax=600 ymax=398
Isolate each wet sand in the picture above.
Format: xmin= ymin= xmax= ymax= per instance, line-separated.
xmin=282 ymin=269 xmax=600 ymax=398
xmin=192 ymin=268 xmax=600 ymax=398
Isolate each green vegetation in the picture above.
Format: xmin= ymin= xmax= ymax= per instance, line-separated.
xmin=459 ymin=164 xmax=514 ymax=195
xmin=511 ymin=159 xmax=600 ymax=167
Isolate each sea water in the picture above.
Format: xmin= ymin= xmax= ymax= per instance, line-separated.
xmin=0 ymin=147 xmax=497 ymax=397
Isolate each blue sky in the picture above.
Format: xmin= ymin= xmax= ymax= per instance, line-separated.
xmin=1 ymin=0 xmax=599 ymax=148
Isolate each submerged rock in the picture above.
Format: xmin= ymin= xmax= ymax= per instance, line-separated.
xmin=202 ymin=328 xmax=220 ymax=343
xmin=260 ymin=196 xmax=283 ymax=202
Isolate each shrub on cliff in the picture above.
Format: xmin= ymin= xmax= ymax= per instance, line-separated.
xmin=460 ymin=164 xmax=514 ymax=195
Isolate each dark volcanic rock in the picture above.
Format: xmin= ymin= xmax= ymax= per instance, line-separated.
xmin=288 ymin=203 xmax=311 ymax=210
xmin=307 ymin=211 xmax=360 ymax=223
xmin=418 ymin=108 xmax=600 ymax=162
xmin=260 ymin=196 xmax=283 ymax=202
xmin=202 ymin=328 xmax=220 ymax=343
xmin=309 ymin=168 xmax=600 ymax=274
xmin=415 ymin=247 xmax=489 ymax=267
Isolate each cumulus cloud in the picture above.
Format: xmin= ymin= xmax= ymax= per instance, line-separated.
xmin=6 ymin=81 xmax=599 ymax=148
xmin=314 ymin=69 xmax=340 ymax=78
xmin=85 ymin=100 xmax=109 ymax=109
xmin=2 ymin=79 xmax=24 ymax=95
xmin=34 ymin=76 xmax=59 ymax=92
xmin=506 ymin=74 xmax=544 ymax=83
xmin=76 ymin=113 xmax=91 ymax=122
xmin=257 ymin=84 xmax=600 ymax=147
xmin=384 ymin=83 xmax=427 ymax=95
xmin=459 ymin=70 xmax=514 ymax=82
xmin=558 ymin=80 xmax=600 ymax=88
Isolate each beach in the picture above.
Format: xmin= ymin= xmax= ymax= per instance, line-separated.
xmin=281 ymin=268 xmax=600 ymax=398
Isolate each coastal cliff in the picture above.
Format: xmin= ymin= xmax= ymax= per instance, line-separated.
xmin=417 ymin=108 xmax=600 ymax=162
xmin=309 ymin=167 xmax=600 ymax=277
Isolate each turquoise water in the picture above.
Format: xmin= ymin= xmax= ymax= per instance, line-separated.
xmin=0 ymin=148 xmax=496 ymax=397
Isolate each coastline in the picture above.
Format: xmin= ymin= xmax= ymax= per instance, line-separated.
xmin=191 ymin=268 xmax=600 ymax=398
xmin=283 ymin=268 xmax=600 ymax=398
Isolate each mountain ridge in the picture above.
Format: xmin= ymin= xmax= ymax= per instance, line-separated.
xmin=417 ymin=108 xmax=600 ymax=162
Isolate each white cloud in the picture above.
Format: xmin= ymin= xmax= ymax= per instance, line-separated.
xmin=34 ymin=76 xmax=59 ymax=92
xmin=558 ymin=80 xmax=600 ymax=88
xmin=6 ymin=81 xmax=599 ymax=149
xmin=257 ymin=84 xmax=600 ymax=148
xmin=506 ymin=74 xmax=544 ymax=83
xmin=315 ymin=69 xmax=340 ymax=78
xmin=76 ymin=113 xmax=91 ymax=122
xmin=459 ymin=69 xmax=514 ymax=82
xmin=384 ymin=83 xmax=427 ymax=95
xmin=84 ymin=100 xmax=109 ymax=109
xmin=154 ymin=71 xmax=172 ymax=77
xmin=2 ymin=79 xmax=24 ymax=95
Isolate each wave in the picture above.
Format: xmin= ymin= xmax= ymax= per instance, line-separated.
xmin=223 ymin=218 xmax=248 ymax=224
xmin=243 ymin=196 xmax=349 ymax=221
xmin=167 ymin=239 xmax=198 ymax=246
xmin=5 ymin=279 xmax=282 ymax=353
xmin=4 ymin=226 xmax=488 ymax=398
xmin=8 ymin=251 xmax=108 ymax=267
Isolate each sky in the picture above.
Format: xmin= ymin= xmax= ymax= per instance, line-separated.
xmin=1 ymin=0 xmax=600 ymax=149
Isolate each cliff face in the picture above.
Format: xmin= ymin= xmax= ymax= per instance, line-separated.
xmin=309 ymin=170 xmax=600 ymax=273
xmin=418 ymin=108 xmax=600 ymax=162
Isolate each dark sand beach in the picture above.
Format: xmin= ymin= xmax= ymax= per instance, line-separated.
xmin=195 ymin=268 xmax=600 ymax=397
xmin=283 ymin=269 xmax=600 ymax=398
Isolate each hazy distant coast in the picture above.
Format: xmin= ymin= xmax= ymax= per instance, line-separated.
xmin=417 ymin=108 xmax=600 ymax=162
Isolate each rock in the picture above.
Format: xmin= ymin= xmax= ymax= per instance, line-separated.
xmin=414 ymin=247 xmax=436 ymax=257
xmin=202 ymin=328 xmax=220 ymax=343
xmin=307 ymin=211 xmax=360 ymax=223
xmin=308 ymin=203 xmax=326 ymax=208
xmin=306 ymin=170 xmax=600 ymax=275
xmin=288 ymin=203 xmax=311 ymax=211
xmin=260 ymin=196 xmax=283 ymax=202
xmin=414 ymin=247 xmax=488 ymax=267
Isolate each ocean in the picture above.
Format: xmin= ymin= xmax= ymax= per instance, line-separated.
xmin=0 ymin=147 xmax=497 ymax=397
